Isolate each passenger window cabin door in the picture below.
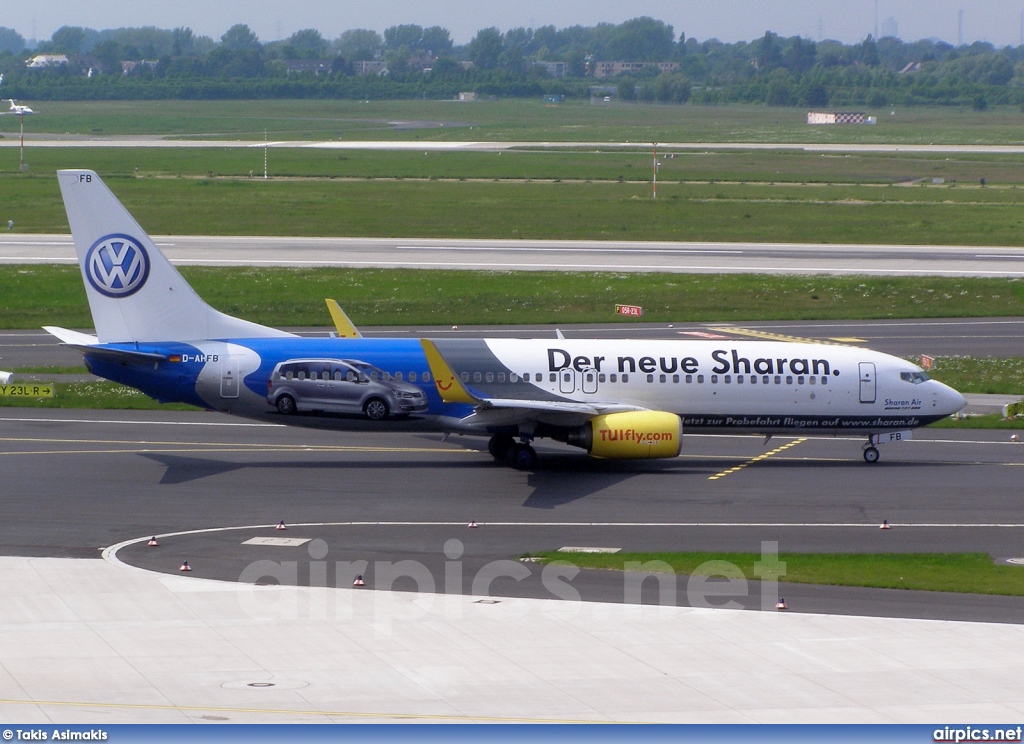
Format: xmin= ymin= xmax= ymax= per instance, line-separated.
xmin=220 ymin=357 xmax=239 ymax=399
xmin=559 ymin=369 xmax=577 ymax=394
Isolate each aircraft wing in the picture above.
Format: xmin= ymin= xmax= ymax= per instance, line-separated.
xmin=459 ymin=399 xmax=641 ymax=428
xmin=43 ymin=325 xmax=168 ymax=364
xmin=420 ymin=338 xmax=642 ymax=428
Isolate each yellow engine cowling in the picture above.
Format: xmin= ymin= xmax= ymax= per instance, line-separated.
xmin=572 ymin=411 xmax=683 ymax=459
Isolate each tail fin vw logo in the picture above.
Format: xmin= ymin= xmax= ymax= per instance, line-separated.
xmin=85 ymin=234 xmax=150 ymax=298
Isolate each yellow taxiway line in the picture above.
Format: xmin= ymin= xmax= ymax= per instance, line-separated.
xmin=708 ymin=437 xmax=808 ymax=480
xmin=708 ymin=326 xmax=865 ymax=345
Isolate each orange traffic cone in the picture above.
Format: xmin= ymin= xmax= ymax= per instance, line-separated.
xmin=179 ymin=560 xmax=192 ymax=572
xmin=880 ymin=520 xmax=891 ymax=530
xmin=775 ymin=598 xmax=787 ymax=610
xmin=276 ymin=520 xmax=287 ymax=531
xmin=353 ymin=575 xmax=366 ymax=587
xmin=468 ymin=521 xmax=478 ymax=528
xmin=147 ymin=536 xmax=159 ymax=547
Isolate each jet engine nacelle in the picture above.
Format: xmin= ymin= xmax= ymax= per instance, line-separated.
xmin=567 ymin=410 xmax=683 ymax=459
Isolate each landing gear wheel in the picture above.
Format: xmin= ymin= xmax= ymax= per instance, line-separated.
xmin=363 ymin=398 xmax=390 ymax=421
xmin=505 ymin=443 xmax=538 ymax=470
xmin=488 ymin=434 xmax=516 ymax=460
xmin=275 ymin=395 xmax=296 ymax=415
xmin=863 ymin=446 xmax=880 ymax=464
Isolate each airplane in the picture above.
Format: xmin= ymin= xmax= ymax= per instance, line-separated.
xmin=44 ymin=169 xmax=966 ymax=470
xmin=3 ymin=99 xmax=34 ymax=115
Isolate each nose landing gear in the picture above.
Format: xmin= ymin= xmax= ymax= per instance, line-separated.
xmin=863 ymin=444 xmax=880 ymax=463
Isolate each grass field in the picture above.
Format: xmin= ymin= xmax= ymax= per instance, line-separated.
xmin=528 ymin=551 xmax=1024 ymax=596
xmin=921 ymin=356 xmax=1024 ymax=395
xmin=5 ymin=265 xmax=1024 ymax=329
xmin=0 ymin=381 xmax=196 ymax=410
xmin=7 ymin=146 xmax=1024 ymax=185
xmin=6 ymin=173 xmax=1024 ymax=244
xmin=5 ymin=100 xmax=1024 ymax=145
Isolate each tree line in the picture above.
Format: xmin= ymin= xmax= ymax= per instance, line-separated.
xmin=2 ymin=19 xmax=1024 ymax=108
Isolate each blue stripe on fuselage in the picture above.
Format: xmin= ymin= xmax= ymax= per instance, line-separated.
xmin=85 ymin=337 xmax=475 ymax=418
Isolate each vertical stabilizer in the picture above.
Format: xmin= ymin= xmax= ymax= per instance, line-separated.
xmin=57 ymin=169 xmax=292 ymax=343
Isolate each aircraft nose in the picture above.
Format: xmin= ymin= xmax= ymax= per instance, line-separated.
xmin=939 ymin=383 xmax=966 ymax=415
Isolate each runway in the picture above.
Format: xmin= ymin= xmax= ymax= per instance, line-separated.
xmin=4 ymin=234 xmax=1024 ymax=276
xmin=8 ymin=136 xmax=1024 ymax=155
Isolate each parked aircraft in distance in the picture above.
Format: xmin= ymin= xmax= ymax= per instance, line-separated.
xmin=46 ymin=170 xmax=965 ymax=469
xmin=3 ymin=99 xmax=34 ymax=115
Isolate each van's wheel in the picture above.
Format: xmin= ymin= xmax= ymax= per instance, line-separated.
xmin=275 ymin=395 xmax=296 ymax=415
xmin=863 ymin=446 xmax=880 ymax=464
xmin=505 ymin=443 xmax=538 ymax=470
xmin=488 ymin=434 xmax=515 ymax=460
xmin=364 ymin=397 xmax=390 ymax=421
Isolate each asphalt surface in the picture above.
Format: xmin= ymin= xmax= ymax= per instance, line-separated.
xmin=3 ymin=319 xmax=1023 ymax=623
xmin=3 ymin=408 xmax=1024 ymax=623
xmin=5 ymin=234 xmax=1024 ymax=276
xmin=10 ymin=137 xmax=1024 ymax=154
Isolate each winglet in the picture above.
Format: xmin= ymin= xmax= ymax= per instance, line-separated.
xmin=420 ymin=339 xmax=479 ymax=404
xmin=325 ymin=299 xmax=362 ymax=338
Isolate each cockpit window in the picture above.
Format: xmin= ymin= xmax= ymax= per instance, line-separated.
xmin=900 ymin=371 xmax=930 ymax=384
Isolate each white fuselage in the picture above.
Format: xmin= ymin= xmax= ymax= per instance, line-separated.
xmin=443 ymin=338 xmax=964 ymax=435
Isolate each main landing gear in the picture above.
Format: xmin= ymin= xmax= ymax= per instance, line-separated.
xmin=488 ymin=434 xmax=537 ymax=470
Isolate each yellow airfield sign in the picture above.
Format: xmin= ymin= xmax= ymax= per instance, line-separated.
xmin=0 ymin=383 xmax=55 ymax=398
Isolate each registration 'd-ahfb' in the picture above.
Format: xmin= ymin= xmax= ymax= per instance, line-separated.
xmin=45 ymin=170 xmax=966 ymax=469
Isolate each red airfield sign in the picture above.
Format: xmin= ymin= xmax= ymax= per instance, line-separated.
xmin=615 ymin=304 xmax=643 ymax=317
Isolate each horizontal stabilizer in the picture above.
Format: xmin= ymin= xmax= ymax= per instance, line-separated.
xmin=43 ymin=325 xmax=166 ymax=364
xmin=42 ymin=326 xmax=98 ymax=346
xmin=70 ymin=346 xmax=168 ymax=365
